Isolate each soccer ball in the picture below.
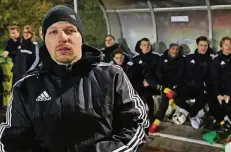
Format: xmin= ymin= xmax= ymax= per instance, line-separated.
xmin=172 ymin=112 xmax=187 ymax=125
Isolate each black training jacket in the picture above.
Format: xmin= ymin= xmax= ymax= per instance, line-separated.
xmin=5 ymin=37 xmax=21 ymax=64
xmin=0 ymin=44 xmax=148 ymax=152
xmin=101 ymin=43 xmax=119 ymax=63
xmin=156 ymin=49 xmax=185 ymax=90
xmin=110 ymin=53 xmax=133 ymax=75
xmin=13 ymin=38 xmax=39 ymax=84
xmin=184 ymin=49 xmax=213 ymax=93
xmin=210 ymin=52 xmax=231 ymax=96
xmin=131 ymin=52 xmax=161 ymax=94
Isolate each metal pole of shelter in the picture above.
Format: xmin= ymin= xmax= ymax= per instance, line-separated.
xmin=206 ymin=0 xmax=213 ymax=46
xmin=98 ymin=0 xmax=111 ymax=35
xmin=74 ymin=0 xmax=78 ymax=13
xmin=147 ymin=0 xmax=157 ymax=44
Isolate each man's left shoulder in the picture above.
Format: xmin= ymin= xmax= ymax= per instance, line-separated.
xmin=151 ymin=52 xmax=161 ymax=57
xmin=127 ymin=61 xmax=133 ymax=66
xmin=91 ymin=62 xmax=123 ymax=82
xmin=95 ymin=62 xmax=123 ymax=73
xmin=209 ymin=53 xmax=216 ymax=59
xmin=95 ymin=62 xmax=111 ymax=67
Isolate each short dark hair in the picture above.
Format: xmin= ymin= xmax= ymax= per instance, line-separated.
xmin=136 ymin=38 xmax=152 ymax=53
xmin=196 ymin=36 xmax=208 ymax=45
xmin=140 ymin=38 xmax=150 ymax=44
xmin=9 ymin=25 xmax=19 ymax=32
xmin=112 ymin=49 xmax=124 ymax=57
xmin=105 ymin=35 xmax=115 ymax=40
xmin=220 ymin=36 xmax=231 ymax=47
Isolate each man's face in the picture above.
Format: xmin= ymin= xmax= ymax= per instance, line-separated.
xmin=9 ymin=29 xmax=20 ymax=40
xmin=45 ymin=21 xmax=82 ymax=64
xmin=105 ymin=36 xmax=115 ymax=47
xmin=23 ymin=29 xmax=32 ymax=40
xmin=221 ymin=39 xmax=231 ymax=55
xmin=113 ymin=53 xmax=124 ymax=65
xmin=140 ymin=40 xmax=151 ymax=54
xmin=197 ymin=41 xmax=208 ymax=54
xmin=169 ymin=46 xmax=179 ymax=58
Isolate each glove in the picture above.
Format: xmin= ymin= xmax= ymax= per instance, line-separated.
xmin=157 ymin=85 xmax=175 ymax=99
xmin=149 ymin=119 xmax=160 ymax=134
xmin=164 ymin=88 xmax=174 ymax=99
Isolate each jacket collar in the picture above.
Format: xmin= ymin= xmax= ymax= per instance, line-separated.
xmin=39 ymin=44 xmax=103 ymax=78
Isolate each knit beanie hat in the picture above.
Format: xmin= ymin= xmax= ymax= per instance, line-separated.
xmin=42 ymin=4 xmax=84 ymax=41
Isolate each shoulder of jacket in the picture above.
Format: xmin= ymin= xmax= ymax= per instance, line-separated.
xmin=25 ymin=67 xmax=42 ymax=75
xmin=127 ymin=61 xmax=133 ymax=66
xmin=186 ymin=52 xmax=195 ymax=56
xmin=160 ymin=54 xmax=167 ymax=59
xmin=95 ymin=63 xmax=124 ymax=76
xmin=97 ymin=62 xmax=111 ymax=67
xmin=100 ymin=47 xmax=105 ymax=51
xmin=133 ymin=54 xmax=140 ymax=59
xmin=132 ymin=55 xmax=141 ymax=62
xmin=212 ymin=54 xmax=219 ymax=60
xmin=151 ymin=52 xmax=161 ymax=56
xmin=33 ymin=41 xmax=38 ymax=45
xmin=109 ymin=61 xmax=114 ymax=65
xmin=96 ymin=62 xmax=124 ymax=73
xmin=110 ymin=65 xmax=124 ymax=74
xmin=13 ymin=73 xmax=39 ymax=89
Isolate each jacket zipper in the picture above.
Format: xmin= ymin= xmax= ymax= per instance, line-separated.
xmin=60 ymin=95 xmax=64 ymax=120
xmin=54 ymin=77 xmax=68 ymax=150
xmin=54 ymin=77 xmax=64 ymax=120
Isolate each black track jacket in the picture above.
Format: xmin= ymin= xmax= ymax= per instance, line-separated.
xmin=0 ymin=44 xmax=148 ymax=152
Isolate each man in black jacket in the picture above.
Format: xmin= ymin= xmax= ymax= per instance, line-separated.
xmin=131 ymin=38 xmax=162 ymax=123
xmin=0 ymin=5 xmax=148 ymax=152
xmin=149 ymin=43 xmax=185 ymax=133
xmin=12 ymin=25 xmax=39 ymax=84
xmin=174 ymin=36 xmax=214 ymax=129
xmin=2 ymin=25 xmax=21 ymax=64
xmin=101 ymin=35 xmax=119 ymax=63
xmin=110 ymin=49 xmax=133 ymax=75
xmin=210 ymin=36 xmax=231 ymax=132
